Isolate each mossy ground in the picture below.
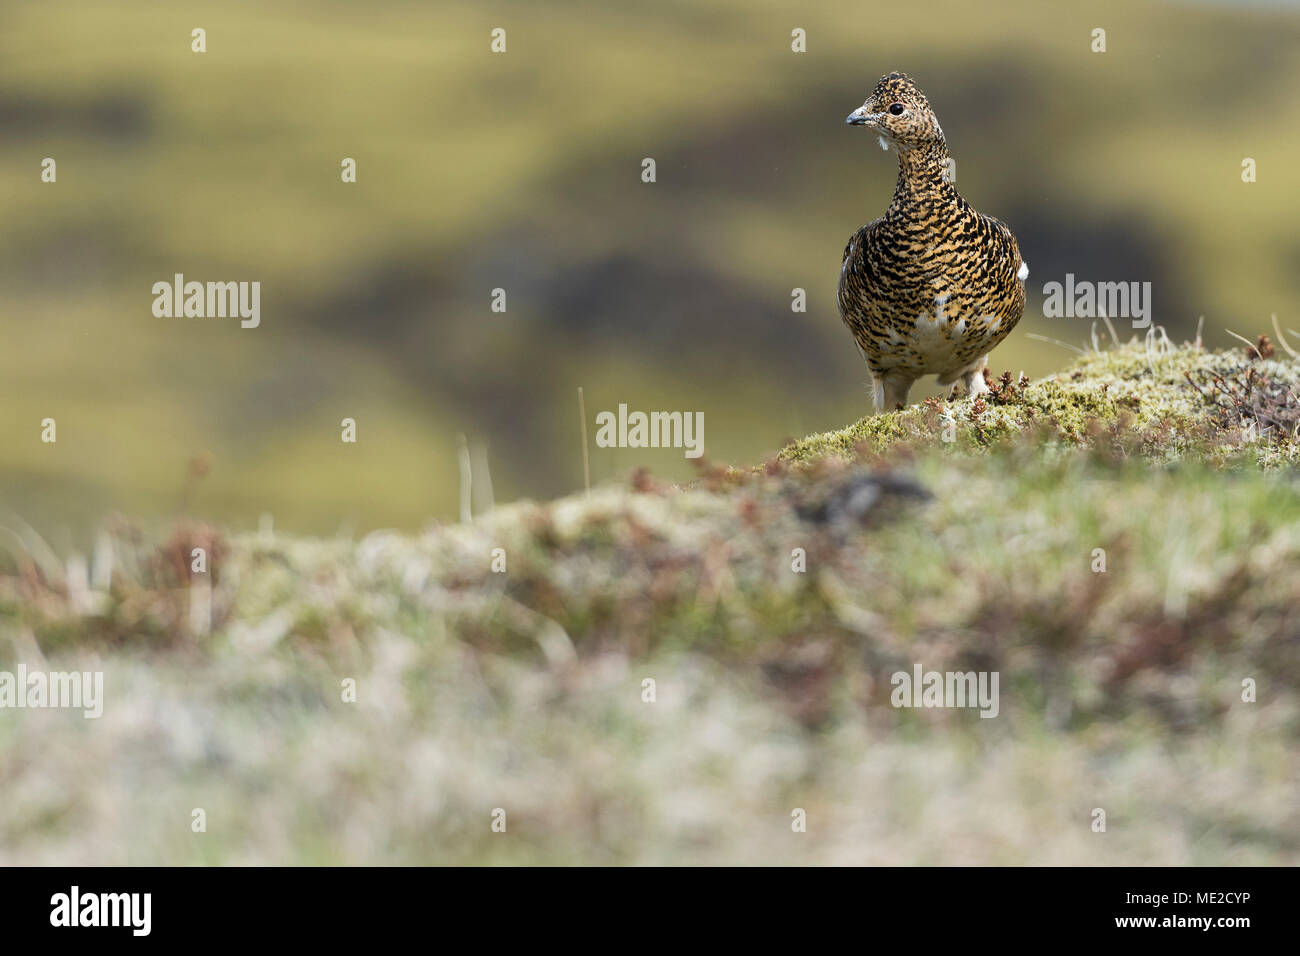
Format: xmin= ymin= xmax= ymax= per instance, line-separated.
xmin=2 ymin=340 xmax=1299 ymax=864
xmin=784 ymin=337 xmax=1300 ymax=468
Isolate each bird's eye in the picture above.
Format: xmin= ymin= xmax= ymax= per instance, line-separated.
xmin=889 ymin=103 xmax=905 ymax=115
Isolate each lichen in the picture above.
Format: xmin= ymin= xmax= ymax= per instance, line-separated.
xmin=780 ymin=340 xmax=1300 ymax=467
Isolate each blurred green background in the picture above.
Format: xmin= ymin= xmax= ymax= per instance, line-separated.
xmin=3 ymin=0 xmax=1298 ymax=542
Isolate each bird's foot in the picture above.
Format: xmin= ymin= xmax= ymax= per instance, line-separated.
xmin=949 ymin=363 xmax=991 ymax=401
xmin=872 ymin=374 xmax=916 ymax=413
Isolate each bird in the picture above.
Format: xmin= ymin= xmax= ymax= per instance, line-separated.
xmin=837 ymin=71 xmax=1027 ymax=411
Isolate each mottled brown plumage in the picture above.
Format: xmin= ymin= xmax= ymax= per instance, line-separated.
xmin=838 ymin=72 xmax=1027 ymax=411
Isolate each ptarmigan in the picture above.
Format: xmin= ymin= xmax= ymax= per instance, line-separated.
xmin=838 ymin=71 xmax=1027 ymax=411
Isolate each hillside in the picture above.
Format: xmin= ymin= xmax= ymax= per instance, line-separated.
xmin=2 ymin=340 xmax=1299 ymax=864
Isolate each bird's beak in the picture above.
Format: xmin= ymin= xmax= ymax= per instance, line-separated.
xmin=846 ymin=105 xmax=875 ymax=126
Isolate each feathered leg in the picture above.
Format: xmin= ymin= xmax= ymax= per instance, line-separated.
xmin=947 ymin=356 xmax=990 ymax=400
xmin=872 ymin=372 xmax=916 ymax=412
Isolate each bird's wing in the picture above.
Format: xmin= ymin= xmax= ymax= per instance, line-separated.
xmin=839 ymin=220 xmax=887 ymax=364
xmin=842 ymin=217 xmax=884 ymax=269
xmin=981 ymin=214 xmax=1024 ymax=276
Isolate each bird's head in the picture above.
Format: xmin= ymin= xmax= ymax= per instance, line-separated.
xmin=846 ymin=72 xmax=944 ymax=151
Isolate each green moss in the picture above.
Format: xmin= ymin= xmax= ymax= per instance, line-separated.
xmin=780 ymin=340 xmax=1300 ymax=466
